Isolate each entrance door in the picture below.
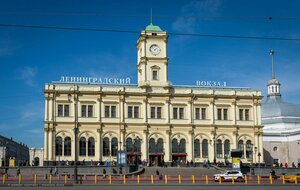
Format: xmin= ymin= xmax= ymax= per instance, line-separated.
xmin=149 ymin=155 xmax=163 ymax=166
xmin=172 ymin=155 xmax=186 ymax=167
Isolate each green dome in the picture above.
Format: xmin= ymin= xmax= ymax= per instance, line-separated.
xmin=145 ymin=23 xmax=162 ymax=31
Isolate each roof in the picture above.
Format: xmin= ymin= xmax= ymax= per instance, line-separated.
xmin=145 ymin=23 xmax=162 ymax=32
xmin=262 ymin=95 xmax=300 ymax=124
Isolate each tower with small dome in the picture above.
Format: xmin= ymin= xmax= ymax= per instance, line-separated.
xmin=262 ymin=50 xmax=300 ymax=167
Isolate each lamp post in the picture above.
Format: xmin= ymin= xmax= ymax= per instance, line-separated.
xmin=68 ymin=86 xmax=78 ymax=184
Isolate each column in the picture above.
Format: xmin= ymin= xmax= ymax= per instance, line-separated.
xmin=166 ymin=99 xmax=170 ymax=123
xmin=141 ymin=130 xmax=148 ymax=161
xmin=187 ymin=130 xmax=194 ymax=162
xmin=165 ymin=129 xmax=171 ymax=163
xmin=232 ymin=101 xmax=237 ymax=125
xmin=188 ymin=100 xmax=193 ymax=124
xmin=49 ymin=97 xmax=53 ymax=121
xmin=209 ymin=100 xmax=215 ymax=125
xmin=44 ymin=127 xmax=49 ymax=161
xmin=143 ymin=98 xmax=148 ymax=123
xmin=120 ymin=95 xmax=125 ymax=122
xmin=96 ymin=128 xmax=101 ymax=161
xmin=49 ymin=128 xmax=53 ymax=161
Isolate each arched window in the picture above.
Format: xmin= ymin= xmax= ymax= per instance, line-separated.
xmin=111 ymin=137 xmax=118 ymax=156
xmin=157 ymin=138 xmax=164 ymax=153
xmin=238 ymin=140 xmax=244 ymax=158
xmin=202 ymin=139 xmax=208 ymax=158
xmin=126 ymin=138 xmax=133 ymax=153
xmin=55 ymin=137 xmax=62 ymax=156
xmin=64 ymin=137 xmax=71 ymax=156
xmin=172 ymin=139 xmax=178 ymax=154
xmin=103 ymin=137 xmax=110 ymax=156
xmin=246 ymin=140 xmax=253 ymax=159
xmin=194 ymin=139 xmax=200 ymax=158
xmin=134 ymin=137 xmax=141 ymax=153
xmin=88 ymin=137 xmax=95 ymax=156
xmin=216 ymin=139 xmax=222 ymax=158
xmin=224 ymin=139 xmax=230 ymax=158
xmin=179 ymin=139 xmax=186 ymax=154
xmin=79 ymin=137 xmax=86 ymax=156
xmin=149 ymin=138 xmax=156 ymax=154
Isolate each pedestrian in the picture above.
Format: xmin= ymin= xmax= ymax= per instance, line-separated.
xmin=50 ymin=167 xmax=53 ymax=175
xmin=102 ymin=168 xmax=107 ymax=179
xmin=156 ymin=169 xmax=159 ymax=176
xmin=284 ymin=163 xmax=288 ymax=168
xmin=16 ymin=168 xmax=20 ymax=176
xmin=54 ymin=167 xmax=58 ymax=176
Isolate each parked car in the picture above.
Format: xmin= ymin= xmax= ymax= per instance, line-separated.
xmin=284 ymin=174 xmax=300 ymax=183
xmin=214 ymin=170 xmax=245 ymax=182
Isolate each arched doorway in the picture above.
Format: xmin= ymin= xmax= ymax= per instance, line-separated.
xmin=148 ymin=138 xmax=164 ymax=166
xmin=171 ymin=138 xmax=186 ymax=166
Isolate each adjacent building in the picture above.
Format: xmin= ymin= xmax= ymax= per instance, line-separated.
xmin=29 ymin=147 xmax=44 ymax=166
xmin=43 ymin=23 xmax=263 ymax=166
xmin=262 ymin=53 xmax=300 ymax=167
xmin=0 ymin=135 xmax=29 ymax=167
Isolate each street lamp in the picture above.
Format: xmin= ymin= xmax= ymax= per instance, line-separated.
xmin=68 ymin=86 xmax=78 ymax=184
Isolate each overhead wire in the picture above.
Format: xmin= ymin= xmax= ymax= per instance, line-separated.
xmin=0 ymin=23 xmax=299 ymax=41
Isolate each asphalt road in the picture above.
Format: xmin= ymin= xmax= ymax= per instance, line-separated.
xmin=0 ymin=185 xmax=299 ymax=190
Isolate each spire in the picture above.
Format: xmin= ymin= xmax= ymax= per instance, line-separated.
xmin=150 ymin=8 xmax=153 ymax=25
xmin=267 ymin=50 xmax=281 ymax=97
xmin=145 ymin=9 xmax=162 ymax=32
xmin=270 ymin=50 xmax=275 ymax=79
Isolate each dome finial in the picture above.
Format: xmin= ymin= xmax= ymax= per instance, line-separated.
xmin=270 ymin=50 xmax=275 ymax=79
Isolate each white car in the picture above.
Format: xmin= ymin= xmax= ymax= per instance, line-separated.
xmin=214 ymin=170 xmax=245 ymax=182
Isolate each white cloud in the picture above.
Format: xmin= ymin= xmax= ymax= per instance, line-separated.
xmin=16 ymin=66 xmax=38 ymax=87
xmin=172 ymin=0 xmax=222 ymax=33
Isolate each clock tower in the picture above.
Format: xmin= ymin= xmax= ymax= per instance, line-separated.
xmin=137 ymin=22 xmax=170 ymax=88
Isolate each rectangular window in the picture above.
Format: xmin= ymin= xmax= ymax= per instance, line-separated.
xmin=64 ymin=105 xmax=69 ymax=117
xmin=151 ymin=106 xmax=162 ymax=119
xmin=128 ymin=106 xmax=133 ymax=118
xmin=195 ymin=108 xmax=206 ymax=120
xmin=152 ymin=70 xmax=158 ymax=80
xmin=217 ymin=109 xmax=222 ymax=120
xmin=58 ymin=104 xmax=63 ymax=117
xmin=201 ymin=108 xmax=206 ymax=120
xmin=195 ymin=108 xmax=200 ymax=120
xmin=88 ymin=105 xmax=93 ymax=117
xmin=105 ymin=105 xmax=116 ymax=118
xmin=105 ymin=106 xmax=110 ymax=118
xmin=217 ymin=108 xmax=228 ymax=120
xmin=173 ymin=108 xmax=178 ymax=119
xmin=179 ymin=108 xmax=184 ymax=119
xmin=223 ymin=109 xmax=228 ymax=120
xmin=151 ymin=107 xmax=155 ymax=119
xmin=157 ymin=107 xmax=161 ymax=119
xmin=111 ymin=106 xmax=116 ymax=118
xmin=245 ymin=109 xmax=249 ymax=120
xmin=82 ymin=105 xmax=87 ymax=117
xmin=239 ymin=109 xmax=243 ymax=120
xmin=134 ymin=106 xmax=139 ymax=118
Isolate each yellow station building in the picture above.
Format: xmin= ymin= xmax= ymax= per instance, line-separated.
xmin=43 ymin=23 xmax=263 ymax=166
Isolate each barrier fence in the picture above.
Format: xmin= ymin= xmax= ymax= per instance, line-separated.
xmin=0 ymin=174 xmax=299 ymax=185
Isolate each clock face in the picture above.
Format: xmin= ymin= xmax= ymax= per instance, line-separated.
xmin=149 ymin=44 xmax=161 ymax=55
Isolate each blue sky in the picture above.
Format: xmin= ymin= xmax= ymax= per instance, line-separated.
xmin=0 ymin=0 xmax=300 ymax=148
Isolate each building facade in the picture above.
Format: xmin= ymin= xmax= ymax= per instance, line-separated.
xmin=0 ymin=135 xmax=29 ymax=167
xmin=262 ymin=53 xmax=300 ymax=167
xmin=29 ymin=148 xmax=44 ymax=166
xmin=44 ymin=23 xmax=263 ymax=166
